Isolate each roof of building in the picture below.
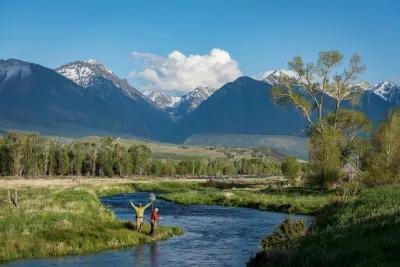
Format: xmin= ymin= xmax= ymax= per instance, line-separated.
xmin=342 ymin=161 xmax=362 ymax=173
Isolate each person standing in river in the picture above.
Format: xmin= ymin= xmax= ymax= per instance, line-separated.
xmin=150 ymin=208 xmax=160 ymax=237
xmin=130 ymin=201 xmax=151 ymax=233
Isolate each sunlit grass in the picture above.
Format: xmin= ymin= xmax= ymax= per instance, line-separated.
xmin=0 ymin=185 xmax=182 ymax=263
xmin=248 ymin=184 xmax=400 ymax=267
xmin=132 ymin=181 xmax=329 ymax=215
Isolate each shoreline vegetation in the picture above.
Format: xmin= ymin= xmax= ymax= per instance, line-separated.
xmin=1 ymin=177 xmax=399 ymax=266
xmin=131 ymin=180 xmax=329 ymax=215
xmin=247 ymin=184 xmax=400 ymax=267
xmin=0 ymin=177 xmax=329 ymax=263
xmin=0 ymin=180 xmax=183 ymax=263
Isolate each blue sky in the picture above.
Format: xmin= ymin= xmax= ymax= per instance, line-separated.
xmin=1 ymin=0 xmax=399 ymax=92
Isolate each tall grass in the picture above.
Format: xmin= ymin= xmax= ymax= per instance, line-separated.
xmin=248 ymin=185 xmax=400 ymax=267
xmin=132 ymin=181 xmax=329 ymax=215
xmin=0 ymin=186 xmax=182 ymax=263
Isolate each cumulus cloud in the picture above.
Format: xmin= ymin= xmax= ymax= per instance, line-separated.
xmin=130 ymin=48 xmax=242 ymax=92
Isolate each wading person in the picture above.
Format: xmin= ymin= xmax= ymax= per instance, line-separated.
xmin=130 ymin=201 xmax=151 ymax=233
xmin=150 ymin=208 xmax=160 ymax=237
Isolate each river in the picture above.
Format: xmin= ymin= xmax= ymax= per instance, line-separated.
xmin=7 ymin=192 xmax=313 ymax=267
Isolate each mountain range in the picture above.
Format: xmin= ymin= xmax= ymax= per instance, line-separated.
xmin=0 ymin=58 xmax=398 ymax=144
xmin=143 ymin=86 xmax=217 ymax=120
xmin=0 ymin=59 xmax=171 ymax=139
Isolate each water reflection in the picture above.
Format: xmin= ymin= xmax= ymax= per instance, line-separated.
xmin=133 ymin=245 xmax=145 ymax=266
xmin=150 ymin=243 xmax=159 ymax=267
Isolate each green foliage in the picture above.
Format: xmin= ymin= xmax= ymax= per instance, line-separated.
xmin=69 ymin=143 xmax=85 ymax=175
xmin=129 ymin=144 xmax=151 ymax=175
xmin=249 ymin=185 xmax=400 ymax=267
xmin=0 ymin=143 xmax=12 ymax=176
xmin=47 ymin=141 xmax=70 ymax=176
xmin=0 ymin=186 xmax=182 ymax=263
xmin=272 ymin=50 xmax=365 ymax=129
xmin=0 ymin=133 xmax=46 ymax=176
xmin=324 ymin=110 xmax=372 ymax=158
xmin=270 ymin=50 xmax=370 ymax=192
xmin=0 ymin=133 xmax=282 ymax=178
xmin=281 ymin=157 xmax=301 ymax=185
xmin=96 ymin=139 xmax=114 ymax=177
xmin=363 ymin=109 xmax=400 ymax=186
xmin=149 ymin=181 xmax=330 ymax=215
xmin=260 ymin=218 xmax=306 ymax=252
xmin=309 ymin=126 xmax=344 ymax=190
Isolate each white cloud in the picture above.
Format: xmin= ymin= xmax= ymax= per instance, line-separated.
xmin=131 ymin=51 xmax=164 ymax=62
xmin=130 ymin=48 xmax=242 ymax=92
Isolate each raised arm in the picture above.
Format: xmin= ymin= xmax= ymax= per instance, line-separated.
xmin=143 ymin=202 xmax=152 ymax=210
xmin=130 ymin=201 xmax=137 ymax=210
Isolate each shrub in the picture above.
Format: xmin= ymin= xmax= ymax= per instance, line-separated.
xmin=260 ymin=218 xmax=306 ymax=252
xmin=281 ymin=157 xmax=301 ymax=185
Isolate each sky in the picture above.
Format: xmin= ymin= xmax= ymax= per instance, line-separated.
xmin=0 ymin=0 xmax=399 ymax=94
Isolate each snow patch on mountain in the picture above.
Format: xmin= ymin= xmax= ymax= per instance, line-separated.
xmin=256 ymin=69 xmax=298 ymax=85
xmin=143 ymin=90 xmax=182 ymax=109
xmin=180 ymin=86 xmax=217 ymax=112
xmin=143 ymin=86 xmax=217 ymax=113
xmin=371 ymin=81 xmax=400 ymax=105
xmin=56 ymin=60 xmax=141 ymax=99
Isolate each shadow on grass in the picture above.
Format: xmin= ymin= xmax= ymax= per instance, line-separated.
xmin=248 ymin=186 xmax=400 ymax=267
xmin=124 ymin=221 xmax=135 ymax=230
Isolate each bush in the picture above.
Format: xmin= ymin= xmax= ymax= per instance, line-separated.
xmin=260 ymin=218 xmax=306 ymax=252
xmin=281 ymin=157 xmax=301 ymax=185
xmin=363 ymin=109 xmax=400 ymax=186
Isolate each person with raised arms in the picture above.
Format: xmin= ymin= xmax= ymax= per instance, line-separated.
xmin=130 ymin=201 xmax=151 ymax=233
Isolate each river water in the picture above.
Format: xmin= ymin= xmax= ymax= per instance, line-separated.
xmin=7 ymin=192 xmax=313 ymax=267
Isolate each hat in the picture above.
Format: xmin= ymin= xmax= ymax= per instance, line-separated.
xmin=154 ymin=208 xmax=159 ymax=212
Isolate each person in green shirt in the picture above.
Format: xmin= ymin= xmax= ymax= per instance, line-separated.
xmin=130 ymin=201 xmax=151 ymax=233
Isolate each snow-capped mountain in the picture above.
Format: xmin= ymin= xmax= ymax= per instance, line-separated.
xmin=142 ymin=90 xmax=182 ymax=109
xmin=179 ymin=86 xmax=217 ymax=112
xmin=1 ymin=58 xmax=398 ymax=143
xmin=54 ymin=59 xmax=173 ymax=139
xmin=170 ymin=86 xmax=217 ymax=119
xmin=257 ymin=69 xmax=298 ymax=85
xmin=371 ymin=81 xmax=400 ymax=105
xmin=56 ymin=59 xmax=141 ymax=99
xmin=143 ymin=86 xmax=217 ymax=119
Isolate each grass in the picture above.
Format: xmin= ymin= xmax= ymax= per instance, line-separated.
xmin=132 ymin=180 xmax=330 ymax=215
xmin=75 ymin=135 xmax=281 ymax=161
xmin=0 ymin=184 xmax=182 ymax=263
xmin=0 ymin=178 xmax=331 ymax=264
xmin=76 ymin=136 xmax=229 ymax=160
xmin=183 ymin=134 xmax=308 ymax=159
xmin=248 ymin=184 xmax=400 ymax=267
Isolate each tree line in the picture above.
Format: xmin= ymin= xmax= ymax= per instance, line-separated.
xmin=0 ymin=135 xmax=281 ymax=177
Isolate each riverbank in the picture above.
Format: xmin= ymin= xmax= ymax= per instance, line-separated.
xmin=0 ymin=182 xmax=182 ymax=263
xmin=132 ymin=180 xmax=330 ymax=215
xmin=0 ymin=177 xmax=329 ymax=264
xmin=247 ymin=184 xmax=400 ymax=267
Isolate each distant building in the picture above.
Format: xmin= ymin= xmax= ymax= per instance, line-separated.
xmin=341 ymin=162 xmax=362 ymax=182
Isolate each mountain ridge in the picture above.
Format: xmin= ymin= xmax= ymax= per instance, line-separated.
xmin=0 ymin=58 xmax=172 ymax=140
xmin=1 ymin=59 xmax=399 ymax=144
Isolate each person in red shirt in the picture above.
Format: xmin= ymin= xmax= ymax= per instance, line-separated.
xmin=150 ymin=208 xmax=160 ymax=237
